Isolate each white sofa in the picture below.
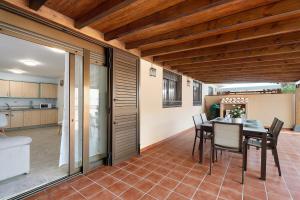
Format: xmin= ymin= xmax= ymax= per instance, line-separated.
xmin=0 ymin=135 xmax=32 ymax=181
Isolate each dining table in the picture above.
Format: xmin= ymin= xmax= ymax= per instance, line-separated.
xmin=199 ymin=117 xmax=268 ymax=180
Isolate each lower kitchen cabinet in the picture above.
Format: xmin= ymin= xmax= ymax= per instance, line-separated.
xmin=24 ymin=110 xmax=41 ymax=126
xmin=41 ymin=109 xmax=58 ymax=125
xmin=10 ymin=111 xmax=24 ymax=128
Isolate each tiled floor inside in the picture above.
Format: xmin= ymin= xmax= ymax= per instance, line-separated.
xmin=27 ymin=130 xmax=300 ymax=200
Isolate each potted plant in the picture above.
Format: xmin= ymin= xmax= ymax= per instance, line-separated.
xmin=229 ymin=105 xmax=245 ymax=123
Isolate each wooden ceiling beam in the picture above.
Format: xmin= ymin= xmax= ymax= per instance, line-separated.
xmin=196 ymin=78 xmax=298 ymax=83
xmin=164 ymin=43 xmax=300 ymax=66
xmin=175 ymin=58 xmax=300 ymax=72
xmin=28 ymin=0 xmax=47 ymax=10
xmin=75 ymin=0 xmax=137 ymax=29
xmin=153 ymin=32 xmax=300 ymax=62
xmin=192 ymin=72 xmax=300 ymax=79
xmin=142 ymin=17 xmax=300 ymax=57
xmin=126 ymin=0 xmax=300 ymax=49
xmin=180 ymin=63 xmax=300 ymax=74
xmin=185 ymin=66 xmax=300 ymax=76
xmin=171 ymin=52 xmax=300 ymax=69
xmin=193 ymin=75 xmax=300 ymax=81
xmin=104 ymin=0 xmax=275 ymax=41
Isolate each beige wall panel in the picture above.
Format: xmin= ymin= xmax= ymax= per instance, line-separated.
xmin=205 ymin=93 xmax=295 ymax=128
xmin=296 ymin=87 xmax=300 ymax=124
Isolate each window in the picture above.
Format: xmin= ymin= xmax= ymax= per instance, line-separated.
xmin=208 ymin=86 xmax=214 ymax=95
xmin=163 ymin=69 xmax=182 ymax=107
xmin=193 ymin=81 xmax=202 ymax=106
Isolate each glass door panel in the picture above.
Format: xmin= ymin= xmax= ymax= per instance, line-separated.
xmin=89 ymin=63 xmax=108 ymax=167
xmin=74 ymin=55 xmax=83 ymax=170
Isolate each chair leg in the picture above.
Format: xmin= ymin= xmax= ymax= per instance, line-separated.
xmin=192 ymin=133 xmax=197 ymax=156
xmin=211 ymin=139 xmax=215 ymax=163
xmin=215 ymin=149 xmax=218 ymax=162
xmin=273 ymin=147 xmax=282 ymax=176
xmin=244 ymin=142 xmax=248 ymax=171
xmin=209 ymin=145 xmax=213 ymax=175
xmin=242 ymin=141 xmax=247 ymax=184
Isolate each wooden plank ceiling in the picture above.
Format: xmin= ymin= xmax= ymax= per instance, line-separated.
xmin=30 ymin=0 xmax=300 ymax=83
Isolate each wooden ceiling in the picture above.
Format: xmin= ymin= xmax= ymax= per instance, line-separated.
xmin=27 ymin=0 xmax=300 ymax=83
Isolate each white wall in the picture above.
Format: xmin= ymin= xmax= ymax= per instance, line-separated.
xmin=139 ymin=59 xmax=211 ymax=149
xmin=0 ymin=72 xmax=58 ymax=84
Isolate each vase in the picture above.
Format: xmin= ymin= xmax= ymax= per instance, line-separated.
xmin=233 ymin=118 xmax=243 ymax=123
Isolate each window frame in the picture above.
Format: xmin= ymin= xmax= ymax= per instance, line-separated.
xmin=162 ymin=69 xmax=182 ymax=108
xmin=193 ymin=80 xmax=202 ymax=106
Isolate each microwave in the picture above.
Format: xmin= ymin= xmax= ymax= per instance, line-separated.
xmin=40 ymin=103 xmax=52 ymax=109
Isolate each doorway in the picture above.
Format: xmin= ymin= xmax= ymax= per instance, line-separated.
xmin=0 ymin=32 xmax=109 ymax=199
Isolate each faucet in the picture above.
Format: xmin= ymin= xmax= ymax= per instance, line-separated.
xmin=5 ymin=103 xmax=10 ymax=110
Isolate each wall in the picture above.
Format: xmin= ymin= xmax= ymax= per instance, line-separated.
xmin=139 ymin=59 xmax=213 ymax=149
xmin=205 ymin=94 xmax=295 ymax=128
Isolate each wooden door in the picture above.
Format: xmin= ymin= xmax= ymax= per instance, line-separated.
xmin=10 ymin=111 xmax=24 ymax=128
xmin=9 ymin=81 xmax=23 ymax=97
xmin=22 ymin=82 xmax=39 ymax=98
xmin=0 ymin=80 xmax=9 ymax=97
xmin=112 ymin=49 xmax=139 ymax=164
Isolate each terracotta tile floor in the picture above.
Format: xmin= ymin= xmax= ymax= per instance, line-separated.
xmin=27 ymin=130 xmax=300 ymax=200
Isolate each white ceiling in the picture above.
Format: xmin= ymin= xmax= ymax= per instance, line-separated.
xmin=0 ymin=34 xmax=65 ymax=78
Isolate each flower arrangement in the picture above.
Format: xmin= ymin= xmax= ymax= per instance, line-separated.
xmin=229 ymin=105 xmax=245 ymax=118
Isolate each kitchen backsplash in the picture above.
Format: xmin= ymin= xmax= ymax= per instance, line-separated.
xmin=0 ymin=98 xmax=56 ymax=109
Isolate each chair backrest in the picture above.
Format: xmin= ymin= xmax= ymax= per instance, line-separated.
xmin=200 ymin=113 xmax=208 ymax=123
xmin=213 ymin=122 xmax=243 ymax=151
xmin=272 ymin=119 xmax=284 ymax=146
xmin=192 ymin=114 xmax=203 ymax=129
xmin=0 ymin=113 xmax=8 ymax=127
xmin=270 ymin=117 xmax=279 ymax=133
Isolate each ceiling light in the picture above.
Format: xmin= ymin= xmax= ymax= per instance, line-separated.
xmin=48 ymin=47 xmax=66 ymax=54
xmin=19 ymin=59 xmax=41 ymax=66
xmin=7 ymin=69 xmax=27 ymax=74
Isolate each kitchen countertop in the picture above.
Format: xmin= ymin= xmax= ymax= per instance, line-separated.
xmin=0 ymin=107 xmax=58 ymax=112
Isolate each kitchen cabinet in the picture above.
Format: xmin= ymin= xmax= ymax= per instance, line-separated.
xmin=41 ymin=109 xmax=58 ymax=125
xmin=9 ymin=81 xmax=23 ymax=97
xmin=0 ymin=80 xmax=9 ymax=97
xmin=10 ymin=111 xmax=24 ymax=128
xmin=22 ymin=82 xmax=39 ymax=98
xmin=24 ymin=110 xmax=41 ymax=126
xmin=40 ymin=83 xmax=57 ymax=98
xmin=0 ymin=111 xmax=10 ymax=128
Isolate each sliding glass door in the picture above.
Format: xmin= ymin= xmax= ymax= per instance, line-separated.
xmin=88 ymin=63 xmax=108 ymax=168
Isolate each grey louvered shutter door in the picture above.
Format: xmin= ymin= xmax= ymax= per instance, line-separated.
xmin=112 ymin=49 xmax=139 ymax=164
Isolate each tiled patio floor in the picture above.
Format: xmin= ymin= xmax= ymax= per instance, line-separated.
xmin=27 ymin=130 xmax=300 ymax=200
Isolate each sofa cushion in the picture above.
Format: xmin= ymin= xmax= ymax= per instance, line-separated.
xmin=0 ymin=136 xmax=32 ymax=150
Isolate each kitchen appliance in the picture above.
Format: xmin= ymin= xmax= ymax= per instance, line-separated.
xmin=40 ymin=103 xmax=52 ymax=109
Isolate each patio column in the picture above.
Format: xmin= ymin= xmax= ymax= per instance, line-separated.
xmin=295 ymin=84 xmax=300 ymax=131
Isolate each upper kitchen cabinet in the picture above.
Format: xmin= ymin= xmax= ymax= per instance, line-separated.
xmin=9 ymin=81 xmax=23 ymax=97
xmin=22 ymin=82 xmax=39 ymax=98
xmin=0 ymin=80 xmax=9 ymax=97
xmin=40 ymin=83 xmax=57 ymax=98
xmin=9 ymin=81 xmax=40 ymax=98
